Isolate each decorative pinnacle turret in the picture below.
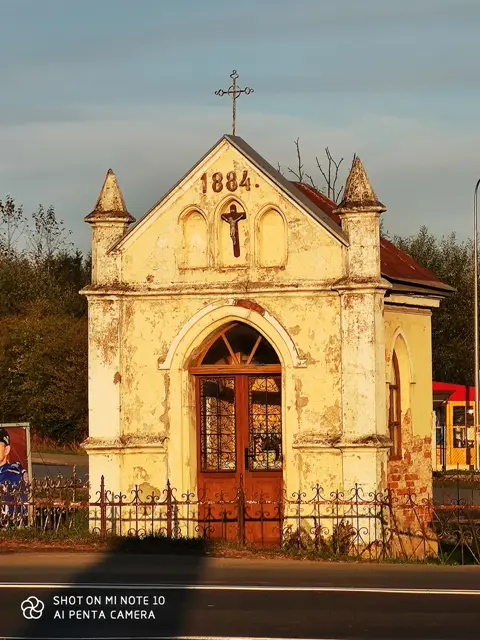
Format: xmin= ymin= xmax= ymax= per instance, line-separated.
xmin=85 ymin=169 xmax=135 ymax=224
xmin=334 ymin=156 xmax=386 ymax=215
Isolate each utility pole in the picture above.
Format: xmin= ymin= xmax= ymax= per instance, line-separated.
xmin=474 ymin=179 xmax=480 ymax=469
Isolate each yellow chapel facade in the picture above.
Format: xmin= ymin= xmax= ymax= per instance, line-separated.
xmin=81 ymin=135 xmax=451 ymax=538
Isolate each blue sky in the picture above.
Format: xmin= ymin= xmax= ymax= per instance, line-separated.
xmin=1 ymin=0 xmax=480 ymax=253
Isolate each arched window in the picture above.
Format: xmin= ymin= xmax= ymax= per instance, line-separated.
xmin=193 ymin=322 xmax=280 ymax=370
xmin=389 ymin=351 xmax=402 ymax=460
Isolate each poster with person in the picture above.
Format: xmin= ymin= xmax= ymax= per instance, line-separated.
xmin=0 ymin=424 xmax=31 ymax=526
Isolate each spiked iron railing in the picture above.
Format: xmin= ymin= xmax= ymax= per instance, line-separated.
xmin=1 ymin=474 xmax=480 ymax=563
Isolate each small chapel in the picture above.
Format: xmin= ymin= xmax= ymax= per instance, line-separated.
xmin=81 ymin=132 xmax=451 ymax=540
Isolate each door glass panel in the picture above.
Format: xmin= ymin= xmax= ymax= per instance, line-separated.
xmin=200 ymin=377 xmax=236 ymax=471
xmin=248 ymin=376 xmax=282 ymax=471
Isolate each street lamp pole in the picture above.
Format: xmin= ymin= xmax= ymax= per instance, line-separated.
xmin=474 ymin=179 xmax=480 ymax=470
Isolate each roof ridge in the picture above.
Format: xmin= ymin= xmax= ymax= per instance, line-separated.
xmin=294 ymin=181 xmax=451 ymax=294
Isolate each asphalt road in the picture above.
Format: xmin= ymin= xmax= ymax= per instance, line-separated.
xmin=32 ymin=463 xmax=88 ymax=482
xmin=0 ymin=553 xmax=479 ymax=639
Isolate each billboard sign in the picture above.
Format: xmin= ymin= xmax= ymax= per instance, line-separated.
xmin=0 ymin=423 xmax=31 ymax=483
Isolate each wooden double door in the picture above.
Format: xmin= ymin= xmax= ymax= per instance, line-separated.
xmin=195 ymin=373 xmax=283 ymax=545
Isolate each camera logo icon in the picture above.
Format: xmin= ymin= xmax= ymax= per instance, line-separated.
xmin=21 ymin=596 xmax=45 ymax=620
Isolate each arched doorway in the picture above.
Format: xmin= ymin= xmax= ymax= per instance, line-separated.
xmin=189 ymin=321 xmax=283 ymax=544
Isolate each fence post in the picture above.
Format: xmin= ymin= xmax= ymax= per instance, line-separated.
xmin=99 ymin=475 xmax=106 ymax=535
xmin=28 ymin=478 xmax=34 ymax=529
xmin=72 ymin=465 xmax=77 ymax=503
xmin=166 ymin=480 xmax=173 ymax=538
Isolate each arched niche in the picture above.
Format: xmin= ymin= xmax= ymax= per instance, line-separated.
xmin=392 ymin=334 xmax=411 ymax=417
xmin=257 ymin=208 xmax=287 ymax=267
xmin=388 ymin=333 xmax=412 ymax=460
xmin=180 ymin=209 xmax=208 ymax=269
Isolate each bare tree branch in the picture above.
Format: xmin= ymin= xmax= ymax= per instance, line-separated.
xmin=287 ymin=138 xmax=305 ymax=182
xmin=0 ymin=196 xmax=25 ymax=256
xmin=316 ymin=147 xmax=344 ymax=203
xmin=305 ymin=173 xmax=319 ymax=190
xmin=282 ymin=138 xmax=351 ymax=202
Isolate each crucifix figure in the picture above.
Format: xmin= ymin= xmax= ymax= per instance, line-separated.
xmin=221 ymin=204 xmax=246 ymax=257
xmin=215 ymin=70 xmax=254 ymax=136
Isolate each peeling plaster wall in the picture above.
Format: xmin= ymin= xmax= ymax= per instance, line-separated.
xmin=115 ymin=293 xmax=346 ymax=495
xmin=120 ymin=294 xmax=344 ymax=435
xmin=87 ymin=299 xmax=121 ymax=441
xmin=340 ymin=290 xmax=388 ymax=441
xmin=384 ymin=305 xmax=433 ymax=506
xmin=85 ymin=291 xmax=351 ymax=498
xmin=341 ymin=215 xmax=381 ymax=280
xmin=85 ymin=290 xmax=355 ymax=497
xmin=91 ymin=223 xmax=124 ymax=284
xmin=121 ymin=450 xmax=168 ymax=498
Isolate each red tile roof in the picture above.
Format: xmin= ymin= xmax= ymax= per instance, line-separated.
xmin=292 ymin=182 xmax=452 ymax=294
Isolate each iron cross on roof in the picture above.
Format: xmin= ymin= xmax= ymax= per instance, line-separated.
xmin=215 ymin=70 xmax=254 ymax=136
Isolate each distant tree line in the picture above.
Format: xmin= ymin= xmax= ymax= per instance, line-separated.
xmin=391 ymin=227 xmax=474 ymax=387
xmin=0 ymin=196 xmax=89 ymax=445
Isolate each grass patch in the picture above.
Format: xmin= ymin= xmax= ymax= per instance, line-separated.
xmin=0 ymin=523 xmax=100 ymax=549
xmin=35 ymin=448 xmax=86 ymax=457
xmin=31 ymin=433 xmax=85 ymax=455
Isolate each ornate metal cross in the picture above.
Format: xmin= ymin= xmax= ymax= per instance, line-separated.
xmin=215 ymin=70 xmax=254 ymax=136
xmin=221 ymin=204 xmax=246 ymax=257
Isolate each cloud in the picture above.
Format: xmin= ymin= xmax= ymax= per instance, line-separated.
xmin=1 ymin=0 xmax=478 ymax=103
xmin=1 ymin=104 xmax=478 ymax=254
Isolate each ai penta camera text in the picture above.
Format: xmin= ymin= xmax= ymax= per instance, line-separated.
xmin=52 ymin=594 xmax=166 ymax=620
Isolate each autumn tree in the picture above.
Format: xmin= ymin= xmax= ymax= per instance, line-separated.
xmin=0 ymin=197 xmax=90 ymax=444
xmin=392 ymin=227 xmax=473 ymax=386
xmin=0 ymin=312 xmax=88 ymax=444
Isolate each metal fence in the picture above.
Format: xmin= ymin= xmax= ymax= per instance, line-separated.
xmin=2 ymin=473 xmax=480 ymax=563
